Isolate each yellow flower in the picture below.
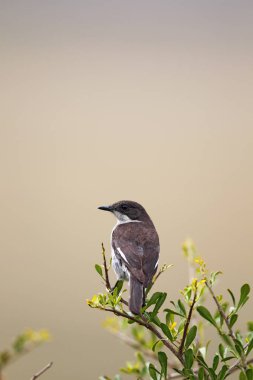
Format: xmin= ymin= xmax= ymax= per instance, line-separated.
xmin=194 ymin=257 xmax=204 ymax=266
xmin=191 ymin=278 xmax=198 ymax=290
xmin=86 ymin=294 xmax=100 ymax=307
xmin=169 ymin=322 xmax=177 ymax=330
xmin=38 ymin=329 xmax=51 ymax=341
xmin=24 ymin=329 xmax=51 ymax=343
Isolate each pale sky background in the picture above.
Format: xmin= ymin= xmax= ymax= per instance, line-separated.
xmin=0 ymin=1 xmax=253 ymax=379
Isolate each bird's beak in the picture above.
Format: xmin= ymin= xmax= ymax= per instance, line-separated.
xmin=98 ymin=205 xmax=113 ymax=212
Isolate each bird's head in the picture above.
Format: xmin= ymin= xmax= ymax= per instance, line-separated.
xmin=98 ymin=200 xmax=150 ymax=223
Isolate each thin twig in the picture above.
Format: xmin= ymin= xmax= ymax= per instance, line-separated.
xmin=179 ymin=290 xmax=197 ymax=355
xmin=30 ymin=362 xmax=53 ymax=380
xmin=187 ymin=257 xmax=201 ymax=348
xmin=102 ymin=243 xmax=111 ymax=291
xmin=205 ymin=282 xmax=234 ymax=338
xmin=120 ymin=298 xmax=129 ymax=307
xmin=115 ymin=331 xmax=158 ymax=360
xmin=227 ymin=358 xmax=253 ymax=375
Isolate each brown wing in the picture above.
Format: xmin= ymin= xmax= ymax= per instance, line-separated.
xmin=112 ymin=222 xmax=159 ymax=287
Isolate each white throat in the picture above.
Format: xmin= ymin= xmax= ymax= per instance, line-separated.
xmin=113 ymin=211 xmax=131 ymax=223
xmin=112 ymin=211 xmax=142 ymax=229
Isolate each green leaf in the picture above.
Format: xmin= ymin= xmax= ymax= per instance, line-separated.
xmin=247 ymin=321 xmax=253 ymax=331
xmin=246 ymin=337 xmax=253 ymax=356
xmin=197 ymin=354 xmax=209 ymax=370
xmin=184 ymin=287 xmax=192 ymax=302
xmin=219 ymin=343 xmax=225 ymax=359
xmin=210 ymin=271 xmax=222 ymax=285
xmin=185 ymin=348 xmax=194 ymax=369
xmin=146 ymin=292 xmax=163 ymax=308
xmin=235 ymin=344 xmax=243 ymax=356
xmin=246 ymin=369 xmax=253 ymax=380
xmin=198 ymin=367 xmax=205 ymax=380
xmin=152 ymin=340 xmax=162 ymax=352
xmin=213 ymin=354 xmax=219 ymax=371
xmin=151 ymin=293 xmax=167 ymax=318
xmin=229 ymin=314 xmax=238 ymax=328
xmin=197 ymin=306 xmax=217 ymax=327
xmin=207 ymin=367 xmax=216 ymax=380
xmin=218 ymin=365 xmax=228 ymax=380
xmin=12 ymin=335 xmax=27 ymax=353
xmin=185 ymin=325 xmax=197 ymax=349
xmin=0 ymin=350 xmax=11 ymax=368
xmin=172 ymin=368 xmax=184 ymax=376
xmin=234 ymin=339 xmax=244 ymax=356
xmin=183 ymin=369 xmax=195 ymax=380
xmin=227 ymin=289 xmax=236 ymax=306
xmin=221 ymin=356 xmax=236 ymax=362
xmin=177 ymin=319 xmax=185 ymax=334
xmin=158 ymin=351 xmax=168 ymax=378
xmin=160 ymin=323 xmax=173 ymax=342
xmin=178 ymin=300 xmax=186 ymax=316
xmin=113 ymin=280 xmax=124 ymax=295
xmin=240 ymin=371 xmax=247 ymax=380
xmin=149 ymin=364 xmax=158 ymax=380
xmin=152 ymin=315 xmax=162 ymax=327
xmin=165 ymin=310 xmax=174 ymax=325
xmin=220 ymin=333 xmax=234 ymax=349
xmin=164 ymin=308 xmax=186 ymax=318
xmin=236 ymin=284 xmax=250 ymax=311
xmin=95 ymin=264 xmax=103 ymax=277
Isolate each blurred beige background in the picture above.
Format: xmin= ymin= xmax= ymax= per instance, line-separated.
xmin=0 ymin=1 xmax=253 ymax=379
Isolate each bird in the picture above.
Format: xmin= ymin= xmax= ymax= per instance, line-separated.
xmin=98 ymin=200 xmax=160 ymax=314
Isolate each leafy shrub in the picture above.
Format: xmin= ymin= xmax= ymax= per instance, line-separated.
xmin=87 ymin=240 xmax=253 ymax=380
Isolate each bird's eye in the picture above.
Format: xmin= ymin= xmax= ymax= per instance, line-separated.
xmin=121 ymin=204 xmax=128 ymax=211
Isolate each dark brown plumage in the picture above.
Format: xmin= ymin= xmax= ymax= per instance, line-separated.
xmin=98 ymin=200 xmax=160 ymax=314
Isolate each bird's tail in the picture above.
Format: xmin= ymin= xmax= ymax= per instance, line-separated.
xmin=129 ymin=276 xmax=144 ymax=315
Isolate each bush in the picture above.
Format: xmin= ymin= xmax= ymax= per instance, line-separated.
xmin=87 ymin=240 xmax=253 ymax=380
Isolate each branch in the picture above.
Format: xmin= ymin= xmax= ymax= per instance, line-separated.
xmin=166 ymin=358 xmax=253 ymax=379
xmin=179 ymin=289 xmax=197 ymax=355
xmin=100 ymin=306 xmax=184 ymax=365
xmin=30 ymin=362 xmax=53 ymax=380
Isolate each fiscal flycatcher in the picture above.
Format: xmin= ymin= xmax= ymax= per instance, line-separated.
xmin=98 ymin=200 xmax=160 ymax=314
